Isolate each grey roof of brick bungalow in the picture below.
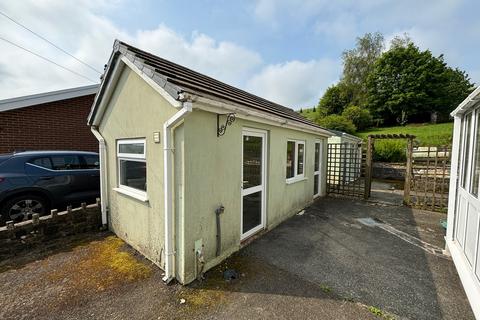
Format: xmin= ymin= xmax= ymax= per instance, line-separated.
xmin=88 ymin=39 xmax=328 ymax=133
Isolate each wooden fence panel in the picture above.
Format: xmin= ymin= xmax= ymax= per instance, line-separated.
xmin=409 ymin=146 xmax=451 ymax=212
xmin=327 ymin=143 xmax=365 ymax=198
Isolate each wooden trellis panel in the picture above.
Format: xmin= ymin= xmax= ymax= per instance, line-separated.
xmin=409 ymin=146 xmax=451 ymax=212
xmin=327 ymin=143 xmax=365 ymax=198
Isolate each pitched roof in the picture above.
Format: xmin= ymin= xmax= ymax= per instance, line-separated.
xmin=0 ymin=84 xmax=99 ymax=113
xmin=89 ymin=40 xmax=327 ymax=132
xmin=328 ymin=129 xmax=363 ymax=142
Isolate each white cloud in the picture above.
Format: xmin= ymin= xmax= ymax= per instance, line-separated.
xmin=252 ymin=0 xmax=479 ymax=85
xmin=314 ymin=12 xmax=358 ymax=44
xmin=135 ymin=27 xmax=262 ymax=86
xmin=0 ymin=1 xmax=261 ymax=99
xmin=246 ymin=59 xmax=341 ymax=108
xmin=3 ymin=0 xmax=475 ymax=110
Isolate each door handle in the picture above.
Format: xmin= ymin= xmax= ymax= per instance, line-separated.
xmin=39 ymin=176 xmax=54 ymax=180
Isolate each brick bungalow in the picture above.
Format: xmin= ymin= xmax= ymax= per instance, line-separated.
xmin=0 ymin=85 xmax=99 ymax=153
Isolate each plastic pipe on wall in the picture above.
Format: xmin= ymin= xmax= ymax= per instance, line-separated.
xmin=90 ymin=126 xmax=108 ymax=226
xmin=162 ymin=101 xmax=192 ymax=283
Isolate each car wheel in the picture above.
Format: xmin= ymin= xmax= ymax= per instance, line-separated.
xmin=1 ymin=195 xmax=48 ymax=224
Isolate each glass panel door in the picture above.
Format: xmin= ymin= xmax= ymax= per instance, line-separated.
xmin=314 ymin=141 xmax=321 ymax=197
xmin=242 ymin=130 xmax=266 ymax=239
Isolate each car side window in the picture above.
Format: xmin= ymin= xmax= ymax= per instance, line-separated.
xmin=82 ymin=155 xmax=100 ymax=169
xmin=51 ymin=155 xmax=82 ymax=170
xmin=28 ymin=157 xmax=53 ymax=169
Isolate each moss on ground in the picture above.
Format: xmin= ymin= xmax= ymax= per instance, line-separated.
xmin=48 ymin=235 xmax=152 ymax=292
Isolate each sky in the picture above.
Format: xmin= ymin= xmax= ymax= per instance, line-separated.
xmin=0 ymin=0 xmax=479 ymax=110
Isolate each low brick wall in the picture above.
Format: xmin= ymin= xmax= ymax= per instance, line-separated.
xmin=0 ymin=200 xmax=103 ymax=261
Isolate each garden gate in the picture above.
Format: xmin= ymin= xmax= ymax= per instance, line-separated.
xmin=409 ymin=146 xmax=451 ymax=212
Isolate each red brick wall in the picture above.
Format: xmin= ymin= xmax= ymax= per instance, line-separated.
xmin=0 ymin=94 xmax=98 ymax=153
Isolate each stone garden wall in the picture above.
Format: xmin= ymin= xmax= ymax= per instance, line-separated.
xmin=0 ymin=200 xmax=102 ymax=261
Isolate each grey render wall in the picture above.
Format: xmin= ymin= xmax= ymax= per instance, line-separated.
xmin=98 ymin=66 xmax=178 ymax=269
xmin=95 ymin=63 xmax=328 ymax=284
xmin=178 ymin=107 xmax=328 ymax=284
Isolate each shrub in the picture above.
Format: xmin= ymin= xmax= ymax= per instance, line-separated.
xmin=373 ymin=140 xmax=406 ymax=162
xmin=342 ymin=105 xmax=373 ymax=131
xmin=317 ymin=115 xmax=356 ymax=134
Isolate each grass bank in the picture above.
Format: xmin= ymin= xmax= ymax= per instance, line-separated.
xmin=356 ymin=122 xmax=454 ymax=162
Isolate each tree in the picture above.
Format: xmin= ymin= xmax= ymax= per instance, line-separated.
xmin=437 ymin=67 xmax=475 ymax=121
xmin=342 ymin=105 xmax=373 ymax=131
xmin=318 ymin=83 xmax=352 ymax=115
xmin=342 ymin=32 xmax=384 ymax=106
xmin=366 ymin=42 xmax=474 ymax=125
xmin=390 ymin=33 xmax=413 ymax=49
xmin=317 ymin=115 xmax=356 ymax=134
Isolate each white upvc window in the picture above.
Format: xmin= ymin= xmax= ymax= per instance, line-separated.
xmin=115 ymin=138 xmax=147 ymax=201
xmin=286 ymin=139 xmax=306 ymax=182
xmin=471 ymin=109 xmax=480 ymax=197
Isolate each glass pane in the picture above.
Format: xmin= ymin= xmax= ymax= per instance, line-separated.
xmin=243 ymin=135 xmax=263 ymax=189
xmin=472 ymin=113 xmax=480 ymax=196
xmin=120 ymin=160 xmax=147 ymax=191
xmin=286 ymin=141 xmax=295 ymax=178
xmin=30 ymin=157 xmax=52 ymax=169
xmin=82 ymin=155 xmax=100 ymax=169
xmin=51 ymin=155 xmax=82 ymax=170
xmin=297 ymin=143 xmax=305 ymax=175
xmin=119 ymin=142 xmax=144 ymax=155
xmin=462 ymin=115 xmax=472 ymax=188
xmin=243 ymin=191 xmax=262 ymax=233
xmin=314 ymin=174 xmax=319 ymax=195
xmin=314 ymin=143 xmax=320 ymax=171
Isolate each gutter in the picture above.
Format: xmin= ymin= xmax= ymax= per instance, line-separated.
xmin=183 ymin=93 xmax=332 ymax=138
xmin=162 ymin=101 xmax=193 ymax=283
xmin=90 ymin=126 xmax=108 ymax=226
xmin=451 ymin=86 xmax=480 ymax=117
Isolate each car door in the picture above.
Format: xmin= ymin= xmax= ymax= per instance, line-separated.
xmin=25 ymin=156 xmax=70 ymax=206
xmin=49 ymin=154 xmax=91 ymax=205
xmin=80 ymin=154 xmax=100 ymax=200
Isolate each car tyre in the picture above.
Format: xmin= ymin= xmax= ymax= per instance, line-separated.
xmin=0 ymin=194 xmax=48 ymax=224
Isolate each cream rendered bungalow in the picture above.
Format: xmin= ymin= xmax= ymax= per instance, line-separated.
xmin=87 ymin=40 xmax=331 ymax=284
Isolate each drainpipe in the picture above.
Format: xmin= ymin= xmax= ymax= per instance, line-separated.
xmin=90 ymin=126 xmax=108 ymax=226
xmin=215 ymin=205 xmax=225 ymax=257
xmin=163 ymin=101 xmax=192 ymax=283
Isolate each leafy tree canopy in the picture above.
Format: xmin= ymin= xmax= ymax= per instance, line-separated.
xmin=318 ymin=83 xmax=352 ymax=115
xmin=366 ymin=41 xmax=474 ymax=125
xmin=341 ymin=32 xmax=385 ymax=106
xmin=342 ymin=105 xmax=373 ymax=131
xmin=317 ymin=114 xmax=356 ymax=134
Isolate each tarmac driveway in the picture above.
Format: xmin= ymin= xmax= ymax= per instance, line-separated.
xmin=241 ymin=197 xmax=473 ymax=319
xmin=0 ymin=197 xmax=474 ymax=319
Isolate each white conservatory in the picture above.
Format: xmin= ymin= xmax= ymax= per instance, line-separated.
xmin=446 ymin=86 xmax=480 ymax=319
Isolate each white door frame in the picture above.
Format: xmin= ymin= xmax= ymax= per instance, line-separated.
xmin=314 ymin=140 xmax=322 ymax=198
xmin=241 ymin=128 xmax=267 ymax=240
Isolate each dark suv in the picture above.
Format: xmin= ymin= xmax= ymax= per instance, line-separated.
xmin=0 ymin=151 xmax=100 ymax=225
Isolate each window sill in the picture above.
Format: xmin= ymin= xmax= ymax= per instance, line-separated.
xmin=286 ymin=177 xmax=308 ymax=185
xmin=113 ymin=187 xmax=149 ymax=202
